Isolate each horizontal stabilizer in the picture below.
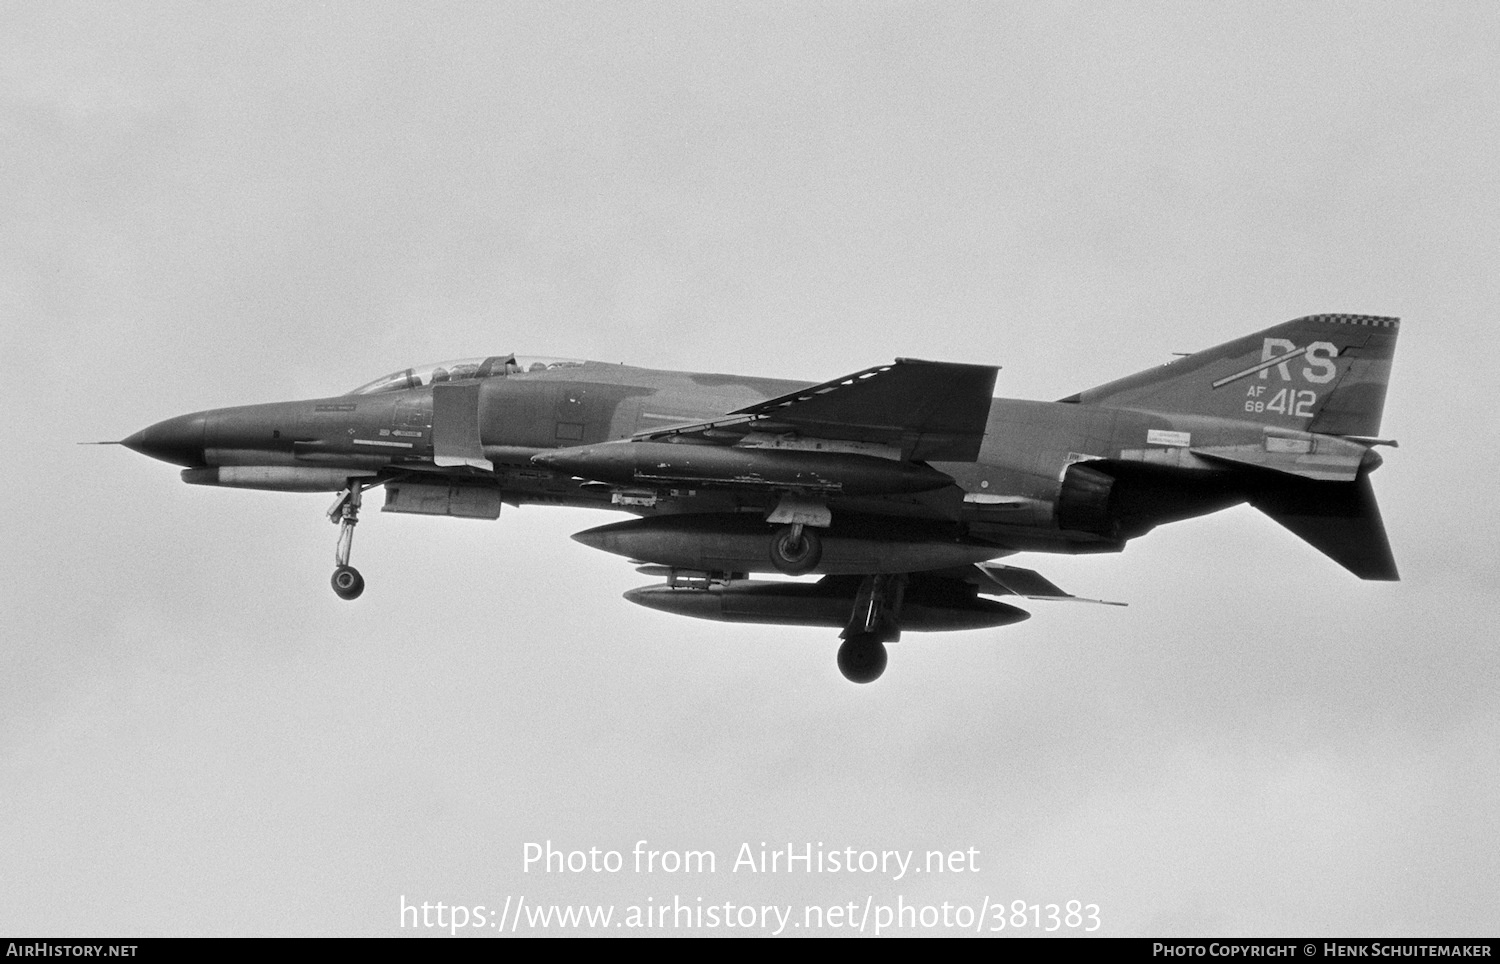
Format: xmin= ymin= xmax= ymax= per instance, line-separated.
xmin=1250 ymin=473 xmax=1398 ymax=580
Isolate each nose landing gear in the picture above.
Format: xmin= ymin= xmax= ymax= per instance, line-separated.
xmin=331 ymin=564 xmax=364 ymax=600
xmin=329 ymin=483 xmax=368 ymax=600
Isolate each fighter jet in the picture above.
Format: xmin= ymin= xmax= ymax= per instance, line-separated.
xmin=113 ymin=313 xmax=1400 ymax=682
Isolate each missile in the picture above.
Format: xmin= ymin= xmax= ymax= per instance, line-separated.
xmin=533 ymin=441 xmax=952 ymax=496
xmin=625 ymin=579 xmax=1030 ymax=632
xmin=573 ymin=512 xmax=1006 ymax=575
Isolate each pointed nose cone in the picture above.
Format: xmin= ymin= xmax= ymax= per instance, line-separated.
xmin=121 ymin=412 xmax=208 ymax=467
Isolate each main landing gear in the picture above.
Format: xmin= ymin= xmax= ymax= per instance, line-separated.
xmin=837 ymin=634 xmax=888 ymax=684
xmin=766 ymin=495 xmax=829 ymax=575
xmin=329 ymin=483 xmax=367 ymax=600
xmin=835 ymin=573 xmax=907 ymax=683
xmin=769 ymin=523 xmax=822 ymax=575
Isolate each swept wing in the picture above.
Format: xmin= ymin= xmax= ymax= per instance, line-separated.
xmin=634 ymin=358 xmax=999 ymax=462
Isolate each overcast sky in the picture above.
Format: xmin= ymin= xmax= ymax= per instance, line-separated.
xmin=4 ymin=1 xmax=1498 ymax=937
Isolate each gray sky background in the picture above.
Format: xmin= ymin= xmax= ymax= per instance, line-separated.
xmin=3 ymin=1 xmax=1497 ymax=937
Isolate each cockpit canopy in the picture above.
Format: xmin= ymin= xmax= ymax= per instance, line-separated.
xmin=346 ymin=355 xmax=585 ymax=396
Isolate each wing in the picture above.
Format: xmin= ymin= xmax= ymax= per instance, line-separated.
xmin=634 ymin=358 xmax=1000 ymax=462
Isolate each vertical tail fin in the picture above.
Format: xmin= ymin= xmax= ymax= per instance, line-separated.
xmin=1066 ymin=314 xmax=1400 ymax=437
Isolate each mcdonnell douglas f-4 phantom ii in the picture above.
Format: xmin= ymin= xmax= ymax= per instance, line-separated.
xmin=113 ymin=313 xmax=1400 ymax=682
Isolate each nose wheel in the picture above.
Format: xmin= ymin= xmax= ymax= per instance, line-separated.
xmin=329 ymin=483 xmax=367 ymax=600
xmin=331 ymin=565 xmax=365 ymax=600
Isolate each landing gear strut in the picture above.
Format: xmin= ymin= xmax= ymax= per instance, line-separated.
xmin=329 ymin=483 xmax=366 ymax=600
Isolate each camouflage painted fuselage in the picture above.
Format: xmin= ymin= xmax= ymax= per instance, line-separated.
xmin=130 ymin=320 xmax=1389 ymax=568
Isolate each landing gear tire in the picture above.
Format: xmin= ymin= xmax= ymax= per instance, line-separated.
xmin=769 ymin=524 xmax=822 ymax=575
xmin=331 ymin=565 xmax=365 ymax=600
xmin=837 ymin=634 xmax=887 ymax=684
